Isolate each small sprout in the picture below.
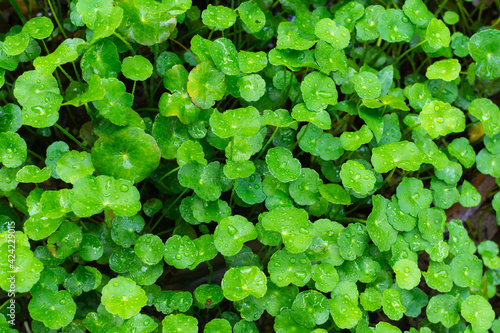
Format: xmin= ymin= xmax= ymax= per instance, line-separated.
xmin=201 ymin=5 xmax=237 ymax=31
xmin=28 ymin=288 xmax=76 ymax=329
xmin=461 ymin=295 xmax=495 ymax=332
xmin=426 ymin=59 xmax=461 ymax=81
xmin=291 ymin=290 xmax=330 ymax=328
xmin=340 ymin=160 xmax=376 ymax=196
xmin=221 ymin=266 xmax=267 ymax=301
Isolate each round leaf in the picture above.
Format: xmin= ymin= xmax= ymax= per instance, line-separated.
xmin=187 ymin=61 xmax=226 ymax=109
xmin=101 ymin=277 xmax=148 ymax=319
xmin=300 ymin=71 xmax=338 ymax=111
xmin=28 ymin=289 xmax=76 ymax=329
xmin=221 ymin=266 xmax=267 ymax=301
xmin=265 ymin=146 xmax=301 ymax=183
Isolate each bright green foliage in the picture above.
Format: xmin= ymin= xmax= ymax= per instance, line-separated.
xmin=71 ymin=175 xmax=141 ymax=217
xmin=419 ymin=101 xmax=465 ymax=138
xmin=393 ymin=259 xmax=421 ymax=289
xmin=378 ymin=9 xmax=415 ymax=43
xmin=426 ymin=294 xmax=459 ymax=328
xmin=177 ymin=140 xmax=206 ymax=166
xmin=461 ymin=295 xmax=495 ymax=332
xmin=300 ymin=71 xmax=338 ymax=111
xmin=91 ymin=127 xmax=161 ymax=183
xmin=356 ymin=5 xmax=385 ymax=41
xmin=214 ymin=215 xmax=257 ymax=256
xmin=111 ymin=215 xmax=144 ymax=248
xmin=340 ymin=160 xmax=376 ymax=195
xmin=23 ymin=16 xmax=54 ymax=39
xmin=366 ymin=195 xmax=397 ymax=252
xmin=291 ymin=290 xmax=329 ymax=328
xmin=329 ymin=294 xmax=362 ymax=329
xmin=268 ymin=249 xmax=311 ymax=287
xmin=402 ymin=0 xmax=434 ymax=27
xmin=426 ymin=59 xmax=460 ymax=81
xmin=210 ymin=106 xmax=260 ymax=138
xmin=47 ymin=222 xmax=82 ymax=259
xmin=311 ymin=263 xmax=339 ymax=292
xmin=443 ymin=11 xmax=459 ymax=25
xmin=202 ymin=5 xmax=237 ymax=30
xmin=0 ymin=132 xmax=26 ymax=168
xmin=238 ymin=51 xmax=267 ymax=73
xmin=386 ymin=198 xmax=417 ymax=231
xmin=101 ymin=277 xmax=148 ymax=319
xmin=79 ymin=234 xmax=104 ymax=261
xmin=469 ymin=29 xmax=500 ymax=80
xmin=204 ymin=319 xmax=232 ymax=332
xmin=238 ymin=2 xmax=265 ymax=34
xmin=178 ymin=161 xmax=222 ymax=200
xmin=468 ymin=98 xmax=500 ymax=138
xmin=24 ymin=214 xmax=64 ymax=241
xmin=451 ymin=254 xmax=483 ymax=289
xmin=16 ymin=165 xmax=51 ymax=183
xmin=122 ymin=56 xmax=153 ymax=81
xmin=315 ymin=18 xmax=350 ymax=50
xmin=28 ymin=289 xmax=76 ymax=329
xmin=350 ymin=72 xmax=382 ymax=99
xmin=423 ymin=261 xmax=453 ymax=292
xmin=265 ymin=146 xmax=301 ymax=183
xmin=162 ymin=314 xmax=198 ymax=333
xmin=221 ymin=266 xmax=267 ymax=301
xmin=426 ymin=18 xmax=451 ymax=49
xmin=291 ymin=103 xmax=331 ymax=130
xmin=289 ymin=168 xmax=322 ymax=205
xmin=477 ymin=148 xmax=500 ymax=177
xmin=418 ymin=207 xmax=446 ymax=243
xmin=194 ymin=284 xmax=224 ymax=309
xmin=314 ymin=41 xmax=348 ymax=74
xmin=238 ymin=74 xmax=266 ymax=102
xmin=360 ymin=287 xmax=382 ymax=311
xmin=210 ymin=38 xmax=239 ymax=75
xmin=0 ymin=104 xmax=22 ymax=132
xmin=371 ymin=141 xmax=424 ymax=173
xmin=382 ymin=288 xmax=406 ymax=320
xmin=56 ymin=150 xmax=94 ymax=184
xmin=448 ymin=137 xmax=476 ymax=168
xmin=164 ymin=235 xmax=198 ymax=269
xmin=338 ymin=223 xmax=369 ymax=260
xmin=318 ymin=183 xmax=351 ymax=205
xmin=0 ymin=167 xmax=18 ymax=191
xmin=187 ymin=61 xmax=226 ymax=109
xmin=459 ymin=180 xmax=481 ymax=207
xmin=340 ymin=125 xmax=373 ymax=151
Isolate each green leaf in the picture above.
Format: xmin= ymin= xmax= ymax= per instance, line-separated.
xmin=178 ymin=161 xmax=222 ymax=201
xmin=56 ymin=150 xmax=94 ymax=184
xmin=314 ymin=41 xmax=348 ymax=74
xmin=16 ymin=165 xmax=51 ymax=183
xmin=268 ymin=249 xmax=312 ymax=287
xmin=426 ymin=59 xmax=460 ymax=81
xmin=214 ymin=215 xmax=258 ymax=256
xmin=163 ymin=64 xmax=189 ymax=93
xmin=122 ymin=55 xmax=153 ymax=81
xmin=340 ymin=160 xmax=376 ymax=196
xmin=238 ymin=74 xmax=266 ymax=102
xmin=162 ymin=314 xmax=198 ymax=333
xmin=418 ymin=207 xmax=446 ymax=243
xmin=378 ymin=9 xmax=415 ymax=43
xmin=210 ymin=38 xmax=239 ymax=76
xmin=402 ymin=0 xmax=434 ymax=27
xmin=3 ymin=31 xmax=29 ymax=56
xmin=468 ymin=98 xmax=500 ymax=138
xmin=177 ymin=140 xmax=206 ymax=167
xmin=28 ymin=289 xmax=76 ymax=329
xmin=24 ymin=214 xmax=64 ymax=241
xmin=91 ymin=127 xmax=161 ymax=183
xmin=152 ymin=115 xmax=190 ymax=160
xmin=40 ymin=189 xmax=72 ymax=218
xmin=351 ymin=72 xmax=382 ymax=99
xmin=289 ymin=168 xmax=322 ymax=205
xmin=426 ymin=294 xmax=459 ymax=328
xmin=423 ymin=260 xmax=453 ymax=292
xmin=47 ymin=222 xmax=82 ymax=259
xmin=277 ymin=22 xmax=317 ymax=51
xmin=223 ymin=160 xmax=255 ymax=179
xmin=329 ymin=295 xmax=362 ymax=329
xmin=419 ymin=101 xmax=465 ymax=138
xmin=80 ymin=40 xmax=121 ymax=82
xmin=426 ymin=18 xmax=451 ymax=49
xmin=476 ymin=148 xmax=500 ymax=178
xmin=180 ymin=195 xmax=231 ymax=225
xmin=238 ymin=51 xmax=267 ymax=73
xmin=315 ymin=18 xmax=350 ymax=49
xmin=111 ymin=215 xmax=144 ymax=248
xmin=382 ymin=288 xmax=406 ymax=320
xmin=221 ymin=266 xmax=267 ymax=301
xmin=235 ymin=172 xmax=266 ymax=204
xmin=451 ymin=254 xmax=482 ymax=289
xmin=23 ymin=16 xmax=54 ymax=39
xmin=338 ymin=223 xmax=369 ymax=260
xmin=76 ymin=0 xmax=113 ymax=29
xmin=187 ymin=61 xmax=226 ymax=109
xmin=459 ymin=180 xmax=481 ymax=208
xmin=366 ymin=195 xmax=397 ymax=252
xmin=101 ymin=277 xmax=148 ymax=319
xmin=300 ymin=71 xmax=338 ymax=111
xmin=290 ymin=290 xmax=329 ymax=328
xmin=318 ymin=183 xmax=351 ymax=205
xmin=393 ymin=259 xmax=421 ymax=290
xmin=71 ymin=175 xmax=141 ymax=217
xmin=461 ymin=295 xmax=495 ymax=332
xmin=386 ymin=197 xmax=417 ymax=231
xmin=448 ymin=137 xmax=476 ymax=168
xmin=0 ymin=167 xmax=18 ymax=192
xmin=0 ymin=104 xmax=22 ymax=133
xmin=13 ymin=70 xmax=62 ymax=128
xmin=340 ymin=124 xmax=373 ymax=151
xmin=265 ymin=146 xmax=301 ymax=183
xmin=92 ymin=78 xmax=133 ymax=126
xmin=238 ymin=2 xmax=265 ymax=34
xmin=371 ymin=140 xmax=423 ymax=173
xmin=262 ymin=206 xmax=314 ymax=253
xmin=164 ymin=234 xmax=198 ymax=269
xmin=201 ymin=5 xmax=237 ymax=30
xmin=311 ymin=263 xmax=339 ymax=292
xmin=469 ymin=29 xmax=500 ymax=80
xmin=335 ymin=1 xmax=364 ymax=31
xmin=79 ymin=234 xmax=104 ymax=261
xmin=430 ymin=177 xmax=460 ymax=209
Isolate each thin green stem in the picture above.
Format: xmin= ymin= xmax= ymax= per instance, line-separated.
xmin=9 ymin=0 xmax=27 ymax=24
xmin=47 ymin=0 xmax=68 ymax=39
xmin=53 ymin=123 xmax=89 ymax=151
xmin=436 ymin=79 xmax=444 ymax=99
xmin=159 ymin=166 xmax=181 ymax=182
xmin=395 ymin=40 xmax=427 ymax=63
xmin=291 ymin=123 xmax=310 ymax=150
xmin=57 ymin=66 xmax=74 ymax=82
xmin=113 ymin=32 xmax=136 ymax=55
xmin=27 ymin=150 xmax=44 ymax=161
xmin=255 ymin=127 xmax=279 ymax=160
xmin=150 ymin=189 xmax=189 ymax=232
